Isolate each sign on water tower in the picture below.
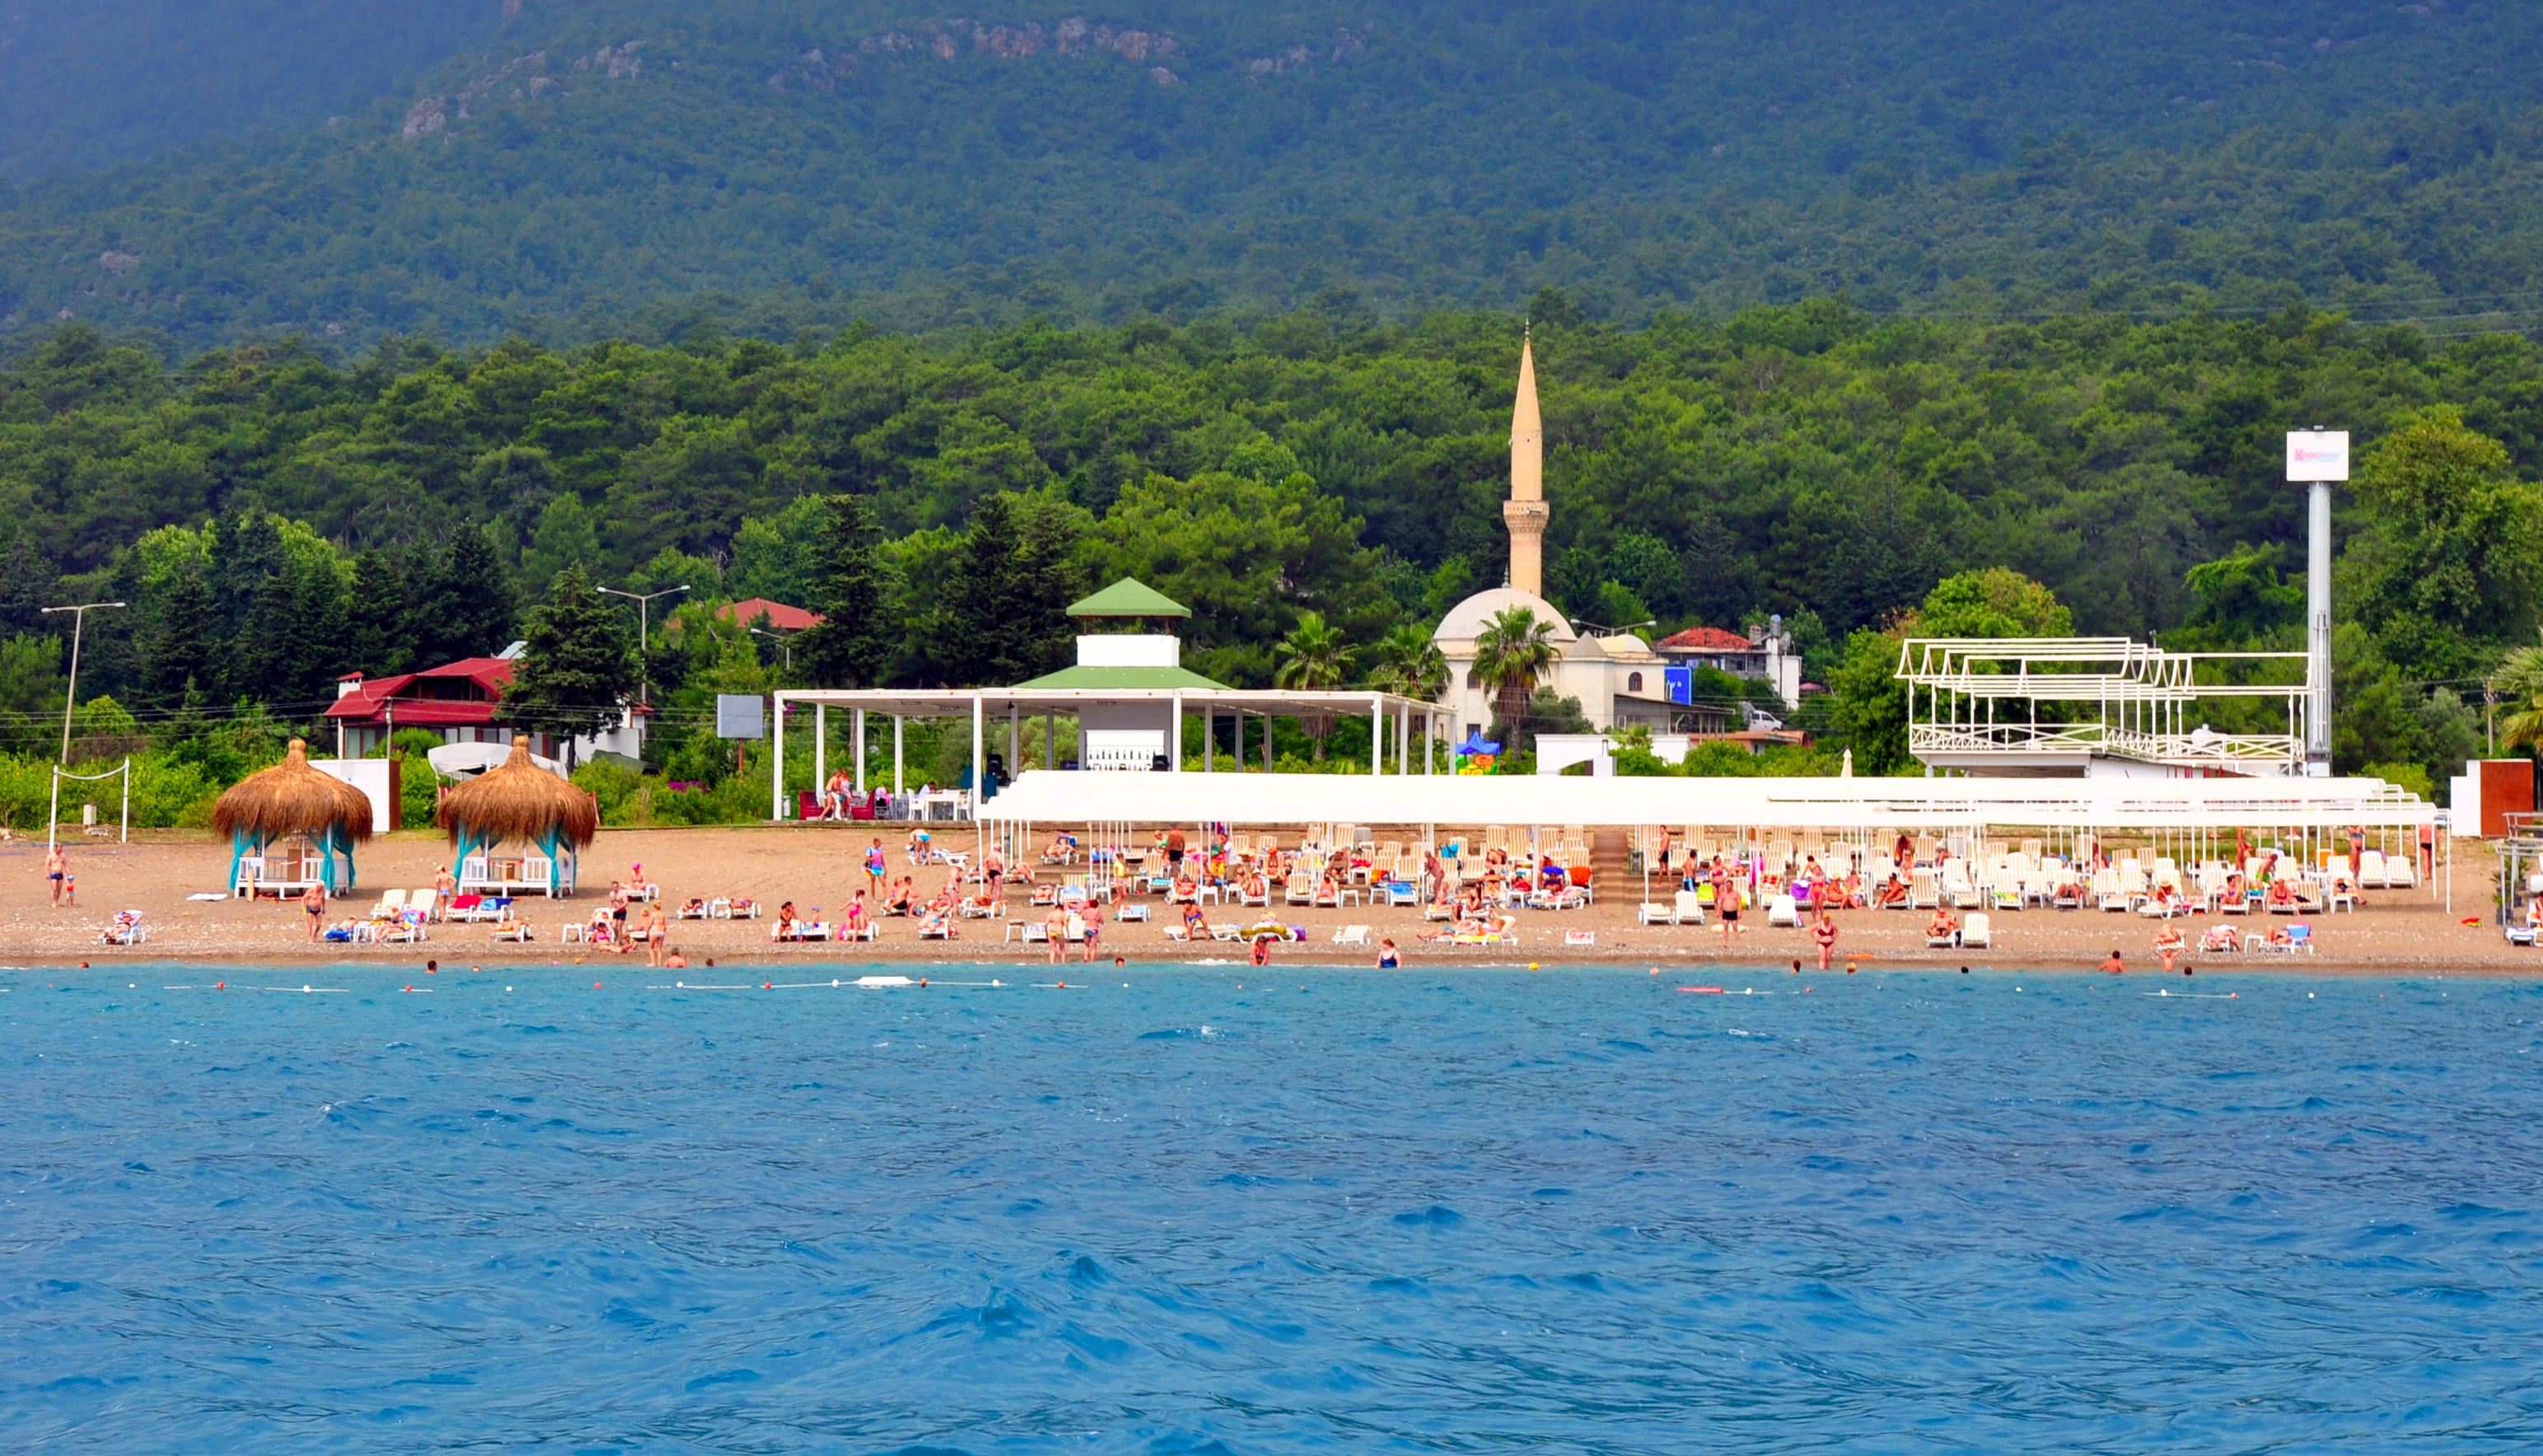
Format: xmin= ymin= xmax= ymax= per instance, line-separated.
xmin=2288 ymin=430 xmax=2346 ymax=775
xmin=2286 ymin=430 xmax=2350 ymax=483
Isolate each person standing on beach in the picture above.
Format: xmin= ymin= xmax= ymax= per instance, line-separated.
xmin=1044 ymin=906 xmax=1068 ymax=964
xmin=44 ymin=843 xmax=66 ymax=906
xmin=1166 ymin=827 xmax=1187 ymax=875
xmin=864 ymin=838 xmax=886 ymax=896
xmin=303 ymin=880 xmax=327 ymax=941
xmin=1813 ymin=910 xmax=1839 ymax=971
xmin=1078 ymin=902 xmax=1102 ymax=963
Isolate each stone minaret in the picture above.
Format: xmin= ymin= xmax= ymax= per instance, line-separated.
xmin=1503 ymin=334 xmax=1548 ymax=596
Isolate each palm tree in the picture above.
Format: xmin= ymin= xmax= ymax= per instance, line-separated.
xmin=1365 ymin=623 xmax=1448 ymax=702
xmin=1274 ymin=610 xmax=1353 ymax=760
xmin=2494 ymin=629 xmax=2543 ymax=755
xmin=1472 ymin=604 xmax=1559 ymax=735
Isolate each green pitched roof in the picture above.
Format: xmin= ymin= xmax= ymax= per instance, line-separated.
xmin=1066 ymin=577 xmax=1191 ymax=619
xmin=1011 ymin=664 xmax=1228 ymax=691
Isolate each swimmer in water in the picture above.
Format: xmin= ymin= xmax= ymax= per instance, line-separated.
xmin=2099 ymin=949 xmax=2125 ymax=974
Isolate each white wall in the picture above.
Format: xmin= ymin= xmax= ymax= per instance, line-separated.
xmin=312 ymin=758 xmax=396 ymax=833
xmin=1077 ymin=634 xmax=1180 ymax=668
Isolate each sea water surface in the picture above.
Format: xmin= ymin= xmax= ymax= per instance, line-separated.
xmin=5 ymin=964 xmax=2542 ymax=1453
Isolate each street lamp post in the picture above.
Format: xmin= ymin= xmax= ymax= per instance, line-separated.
xmin=749 ymin=626 xmax=795 ymax=673
xmin=595 ymin=582 xmax=689 ymax=704
xmin=40 ymin=600 xmax=126 ymax=850
xmin=1568 ymin=618 xmax=1656 ymax=637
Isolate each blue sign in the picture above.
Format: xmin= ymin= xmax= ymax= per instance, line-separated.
xmin=1664 ymin=666 xmax=1694 ymax=706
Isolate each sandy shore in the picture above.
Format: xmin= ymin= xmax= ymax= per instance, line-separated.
xmin=0 ymin=824 xmax=2520 ymax=975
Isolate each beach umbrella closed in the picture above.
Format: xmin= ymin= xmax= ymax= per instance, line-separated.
xmin=211 ymin=738 xmax=375 ymax=892
xmin=437 ymin=735 xmax=601 ymax=895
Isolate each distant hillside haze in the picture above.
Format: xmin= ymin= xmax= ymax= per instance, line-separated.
xmin=4 ymin=0 xmax=2542 ymax=347
xmin=0 ymin=1 xmax=505 ymax=178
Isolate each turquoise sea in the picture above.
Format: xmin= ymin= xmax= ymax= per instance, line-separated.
xmin=5 ymin=964 xmax=2541 ymax=1453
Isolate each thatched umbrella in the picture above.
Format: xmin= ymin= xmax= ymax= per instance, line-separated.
xmin=212 ymin=738 xmax=376 ymax=891
xmin=437 ymin=735 xmax=601 ymax=896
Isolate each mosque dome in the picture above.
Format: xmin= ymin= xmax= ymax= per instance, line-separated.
xmin=1433 ymin=586 xmax=1577 ymax=646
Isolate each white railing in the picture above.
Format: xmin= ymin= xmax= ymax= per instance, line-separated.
xmin=1910 ymin=723 xmax=2302 ymax=771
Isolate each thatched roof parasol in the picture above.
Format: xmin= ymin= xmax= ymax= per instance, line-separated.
xmin=438 ymin=735 xmax=601 ymax=852
xmin=211 ymin=738 xmax=375 ymax=847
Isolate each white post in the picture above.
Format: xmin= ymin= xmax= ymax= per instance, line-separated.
xmin=1370 ymin=694 xmax=1383 ymax=776
xmin=1170 ymin=693 xmax=1184 ymax=771
xmin=770 ymin=693 xmax=786 ymax=820
xmin=119 ymin=759 xmax=129 ymax=844
xmin=2287 ymin=429 xmax=2346 ymax=777
xmin=815 ymin=703 xmax=827 ymax=798
xmin=971 ymin=696 xmax=985 ymax=817
xmin=1008 ymin=705 xmax=1021 ymax=782
xmin=1204 ymin=705 xmax=1213 ymax=772
xmin=893 ymin=715 xmax=905 ymax=797
xmin=854 ymin=709 xmax=867 ymax=792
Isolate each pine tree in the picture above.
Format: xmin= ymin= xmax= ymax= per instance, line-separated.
xmin=207 ymin=510 xmax=283 ymax=641
xmin=932 ymin=492 xmax=1028 ymax=686
xmin=795 ymin=494 xmax=895 ymax=688
xmin=0 ymin=530 xmax=58 ymax=638
xmin=404 ymin=525 xmax=517 ymax=665
xmin=502 ymin=561 xmax=635 ymax=769
xmin=140 ymin=554 xmax=217 ymax=707
xmin=344 ymin=549 xmax=410 ymax=675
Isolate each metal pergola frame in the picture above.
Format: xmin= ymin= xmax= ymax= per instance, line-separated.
xmin=768 ymin=687 xmax=1447 ymax=820
xmin=1898 ymin=637 xmax=2314 ymax=774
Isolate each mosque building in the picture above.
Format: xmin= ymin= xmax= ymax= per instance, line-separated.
xmin=1430 ymin=337 xmax=1689 ymax=743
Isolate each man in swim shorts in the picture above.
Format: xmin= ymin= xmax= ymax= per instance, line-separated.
xmin=303 ymin=880 xmax=327 ymax=941
xmin=44 ymin=843 xmax=65 ymax=906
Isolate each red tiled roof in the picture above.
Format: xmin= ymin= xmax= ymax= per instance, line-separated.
xmin=1656 ymin=626 xmax=1755 ymax=652
xmin=325 ymin=656 xmax=516 ymax=721
xmin=719 ymin=598 xmax=824 ymax=632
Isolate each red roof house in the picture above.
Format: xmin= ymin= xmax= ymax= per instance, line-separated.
xmin=325 ymin=655 xmax=644 ymax=763
xmin=718 ymin=598 xmax=824 ymax=632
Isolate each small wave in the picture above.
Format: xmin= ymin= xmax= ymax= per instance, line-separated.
xmin=1391 ymin=1204 xmax=1464 ymax=1229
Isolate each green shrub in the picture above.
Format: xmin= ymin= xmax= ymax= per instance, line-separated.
xmin=573 ymin=758 xmax=645 ymax=826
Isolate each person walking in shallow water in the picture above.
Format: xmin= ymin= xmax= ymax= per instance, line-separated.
xmin=1813 ymin=910 xmax=1839 ymax=971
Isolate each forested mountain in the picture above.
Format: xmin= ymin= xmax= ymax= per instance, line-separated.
xmin=0 ymin=299 xmax=2532 ymax=801
xmin=5 ymin=1 xmax=2543 ymax=348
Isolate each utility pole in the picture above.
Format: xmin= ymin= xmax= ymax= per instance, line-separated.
xmin=40 ymin=600 xmax=126 ymax=850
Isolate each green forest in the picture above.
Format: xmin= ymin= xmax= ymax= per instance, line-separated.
xmin=7 ymin=0 xmax=2543 ymax=348
xmin=0 ymin=296 xmax=2535 ymax=827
